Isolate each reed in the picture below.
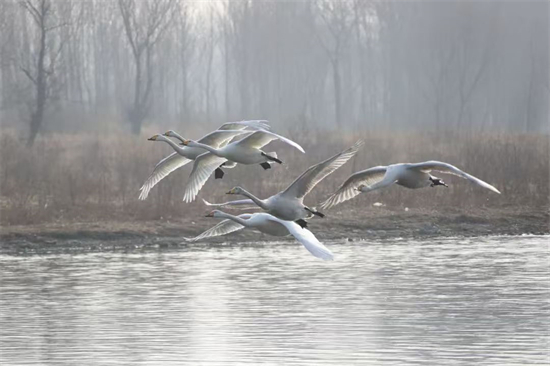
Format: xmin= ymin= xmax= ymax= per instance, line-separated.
xmin=0 ymin=128 xmax=548 ymax=225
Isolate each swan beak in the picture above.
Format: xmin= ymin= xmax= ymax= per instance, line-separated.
xmin=148 ymin=135 xmax=157 ymax=141
xmin=226 ymin=188 xmax=236 ymax=194
xmin=163 ymin=131 xmax=171 ymax=136
xmin=205 ymin=212 xmax=214 ymax=217
xmin=181 ymin=140 xmax=189 ymax=146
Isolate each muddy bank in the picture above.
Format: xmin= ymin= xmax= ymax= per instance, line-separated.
xmin=0 ymin=207 xmax=547 ymax=255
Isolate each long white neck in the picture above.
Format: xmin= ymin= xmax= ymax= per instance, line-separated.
xmin=216 ymin=211 xmax=250 ymax=227
xmin=236 ymin=188 xmax=269 ymax=210
xmin=157 ymin=135 xmax=187 ymax=155
xmin=169 ymin=132 xmax=186 ymax=143
xmin=188 ymin=141 xmax=223 ymax=157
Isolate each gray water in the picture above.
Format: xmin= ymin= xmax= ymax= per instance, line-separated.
xmin=0 ymin=236 xmax=548 ymax=365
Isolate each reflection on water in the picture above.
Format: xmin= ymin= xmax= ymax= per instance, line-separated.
xmin=0 ymin=236 xmax=548 ymax=365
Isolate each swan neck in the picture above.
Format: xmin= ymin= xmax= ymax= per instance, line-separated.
xmin=192 ymin=141 xmax=221 ymax=156
xmin=171 ymin=132 xmax=186 ymax=143
xmin=218 ymin=212 xmax=249 ymax=227
xmin=239 ymin=189 xmax=268 ymax=209
xmin=160 ymin=136 xmax=185 ymax=154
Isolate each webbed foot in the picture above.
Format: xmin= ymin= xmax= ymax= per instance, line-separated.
xmin=215 ymin=168 xmax=225 ymax=179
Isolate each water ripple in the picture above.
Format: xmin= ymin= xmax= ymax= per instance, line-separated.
xmin=0 ymin=236 xmax=548 ymax=365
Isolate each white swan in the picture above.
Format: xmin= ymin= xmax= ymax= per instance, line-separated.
xmin=139 ymin=120 xmax=269 ymax=200
xmin=185 ymin=210 xmax=334 ymax=261
xmin=321 ymin=161 xmax=501 ymax=209
xmin=204 ymin=141 xmax=364 ymax=227
xmin=181 ymin=130 xmax=305 ymax=202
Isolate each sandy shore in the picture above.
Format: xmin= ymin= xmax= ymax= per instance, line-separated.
xmin=0 ymin=207 xmax=548 ymax=255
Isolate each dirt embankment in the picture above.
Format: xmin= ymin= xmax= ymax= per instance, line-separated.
xmin=1 ymin=207 xmax=547 ymax=255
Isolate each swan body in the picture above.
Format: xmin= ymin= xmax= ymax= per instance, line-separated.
xmin=139 ymin=120 xmax=269 ymax=200
xmin=321 ymin=160 xmax=501 ymax=209
xmin=206 ymin=141 xmax=364 ymax=224
xmin=181 ymin=130 xmax=305 ymax=202
xmin=186 ymin=210 xmax=334 ymax=261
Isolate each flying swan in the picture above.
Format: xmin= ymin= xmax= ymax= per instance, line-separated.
xmin=204 ymin=140 xmax=364 ymax=228
xmin=140 ymin=120 xmax=269 ymax=200
xmin=321 ymin=161 xmax=501 ymax=209
xmin=185 ymin=210 xmax=334 ymax=261
xmin=180 ymin=130 xmax=305 ymax=202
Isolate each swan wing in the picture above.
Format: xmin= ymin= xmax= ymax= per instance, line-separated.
xmin=320 ymin=166 xmax=388 ymax=209
xmin=184 ymin=214 xmax=253 ymax=242
xmin=235 ymin=130 xmax=305 ymax=153
xmin=198 ymin=129 xmax=249 ymax=149
xmin=281 ymin=140 xmax=363 ymax=199
xmin=139 ymin=153 xmax=191 ymax=200
xmin=202 ymin=198 xmax=259 ymax=210
xmin=408 ymin=161 xmax=501 ymax=194
xmin=183 ymin=153 xmax=228 ymax=202
xmin=218 ymin=120 xmax=271 ymax=131
xmin=266 ymin=216 xmax=334 ymax=260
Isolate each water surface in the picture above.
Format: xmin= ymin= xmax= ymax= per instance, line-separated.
xmin=1 ymin=236 xmax=548 ymax=365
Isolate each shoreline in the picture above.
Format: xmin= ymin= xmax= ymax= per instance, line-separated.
xmin=1 ymin=207 xmax=548 ymax=255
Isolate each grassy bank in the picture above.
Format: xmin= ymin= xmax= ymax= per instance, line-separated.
xmin=0 ymin=128 xmax=548 ymax=227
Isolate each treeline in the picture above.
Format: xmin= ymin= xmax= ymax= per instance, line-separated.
xmin=0 ymin=0 xmax=548 ymax=145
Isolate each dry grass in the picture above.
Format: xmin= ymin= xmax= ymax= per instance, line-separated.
xmin=0 ymin=127 xmax=548 ymax=226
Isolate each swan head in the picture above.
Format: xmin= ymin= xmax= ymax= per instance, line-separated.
xmin=205 ymin=210 xmax=223 ymax=218
xmin=148 ymin=134 xmax=163 ymax=141
xmin=163 ymin=130 xmax=178 ymax=138
xmin=226 ymin=186 xmax=244 ymax=195
xmin=180 ymin=139 xmax=191 ymax=146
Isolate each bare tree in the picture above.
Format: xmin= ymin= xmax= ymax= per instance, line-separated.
xmin=118 ymin=0 xmax=177 ymax=135
xmin=312 ymin=0 xmax=353 ymax=126
xmin=19 ymin=0 xmax=69 ymax=146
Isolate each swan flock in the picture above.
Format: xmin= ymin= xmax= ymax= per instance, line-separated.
xmin=143 ymin=120 xmax=501 ymax=260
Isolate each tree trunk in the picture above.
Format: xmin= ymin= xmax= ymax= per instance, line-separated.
xmin=331 ymin=57 xmax=342 ymax=127
xmin=27 ymin=2 xmax=48 ymax=147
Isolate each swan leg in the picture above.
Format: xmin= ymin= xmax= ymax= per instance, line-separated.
xmin=305 ymin=207 xmax=325 ymax=218
xmin=429 ymin=176 xmax=448 ymax=187
xmin=295 ymin=219 xmax=308 ymax=228
xmin=260 ymin=152 xmax=282 ymax=164
xmin=215 ymin=167 xmax=225 ymax=179
xmin=260 ymin=162 xmax=271 ymax=170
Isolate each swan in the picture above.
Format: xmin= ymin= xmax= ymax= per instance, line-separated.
xmin=185 ymin=210 xmax=334 ymax=261
xmin=204 ymin=141 xmax=364 ymax=228
xmin=321 ymin=161 xmax=501 ymax=209
xmin=180 ymin=130 xmax=305 ymax=202
xmin=139 ymin=120 xmax=269 ymax=200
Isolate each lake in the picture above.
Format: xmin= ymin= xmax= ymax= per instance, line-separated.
xmin=0 ymin=235 xmax=548 ymax=365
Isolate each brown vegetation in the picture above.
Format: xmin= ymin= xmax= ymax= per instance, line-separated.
xmin=0 ymin=128 xmax=548 ymax=226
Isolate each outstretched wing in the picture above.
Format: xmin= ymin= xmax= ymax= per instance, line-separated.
xmin=408 ymin=161 xmax=500 ymax=194
xmin=218 ymin=120 xmax=270 ymax=131
xmin=184 ymin=214 xmax=253 ymax=242
xmin=234 ymin=130 xmax=305 ymax=153
xmin=139 ymin=153 xmax=191 ymax=200
xmin=183 ymin=153 xmax=227 ymax=202
xmin=320 ymin=166 xmax=388 ymax=210
xmin=198 ymin=129 xmax=249 ymax=149
xmin=267 ymin=216 xmax=334 ymax=260
xmin=281 ymin=140 xmax=363 ymax=200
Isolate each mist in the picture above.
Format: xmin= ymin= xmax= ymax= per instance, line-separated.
xmin=0 ymin=0 xmax=548 ymax=140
